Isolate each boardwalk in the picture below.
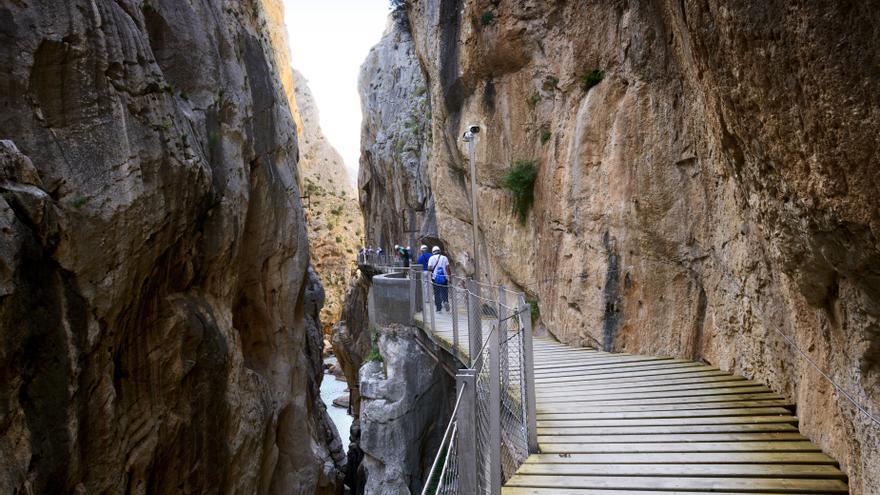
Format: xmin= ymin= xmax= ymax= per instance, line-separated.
xmin=417 ymin=310 xmax=849 ymax=494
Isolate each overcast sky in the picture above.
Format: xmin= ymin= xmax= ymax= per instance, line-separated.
xmin=282 ymin=0 xmax=391 ymax=188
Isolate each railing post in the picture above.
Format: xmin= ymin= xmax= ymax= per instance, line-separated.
xmin=428 ymin=276 xmax=437 ymax=335
xmin=488 ymin=321 xmax=502 ymax=493
xmin=409 ymin=267 xmax=417 ymax=325
xmin=498 ymin=286 xmax=509 ymax=391
xmin=467 ymin=279 xmax=482 ymax=367
xmin=455 ymin=369 xmax=477 ymax=494
xmin=520 ymin=296 xmax=539 ymax=453
xmin=422 ymin=271 xmax=430 ymax=332
xmin=450 ymin=284 xmax=460 ymax=360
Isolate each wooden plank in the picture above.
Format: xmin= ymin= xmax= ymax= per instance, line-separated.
xmin=533 ymin=400 xmax=793 ymax=413
xmin=535 ymin=363 xmax=714 ymax=382
xmin=538 ymin=441 xmax=823 ymax=453
xmin=522 ymin=452 xmax=838 ymax=465
xmin=515 ymin=463 xmax=846 ymax=479
xmin=536 ymin=407 xmax=793 ymax=419
xmin=534 ymin=393 xmax=786 ymax=409
xmin=534 ymin=423 xmax=799 ymax=435
xmin=503 ymin=475 xmax=848 ymax=493
xmin=536 ymin=386 xmax=779 ymax=402
xmin=537 ymin=381 xmax=761 ymax=397
xmin=536 ymin=432 xmax=806 ymax=443
xmin=538 ymin=416 xmax=798 ymax=428
xmin=534 ymin=373 xmax=747 ymax=390
xmin=503 ymin=488 xmax=824 ymax=495
xmin=533 ymin=358 xmax=688 ymax=376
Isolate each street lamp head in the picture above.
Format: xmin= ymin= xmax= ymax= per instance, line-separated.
xmin=462 ymin=124 xmax=481 ymax=142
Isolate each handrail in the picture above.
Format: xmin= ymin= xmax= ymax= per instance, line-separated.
xmin=421 ymin=384 xmax=467 ymax=495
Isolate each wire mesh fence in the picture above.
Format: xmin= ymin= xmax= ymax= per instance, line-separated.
xmin=366 ymin=259 xmax=535 ymax=495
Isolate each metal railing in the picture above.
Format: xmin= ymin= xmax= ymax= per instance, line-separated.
xmin=411 ymin=267 xmax=537 ymax=495
xmin=357 ymin=251 xmax=410 ymax=268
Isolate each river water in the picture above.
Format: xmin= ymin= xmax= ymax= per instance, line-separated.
xmin=321 ymin=356 xmax=353 ymax=450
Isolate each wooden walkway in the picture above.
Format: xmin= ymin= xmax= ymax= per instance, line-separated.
xmin=417 ymin=310 xmax=849 ymax=494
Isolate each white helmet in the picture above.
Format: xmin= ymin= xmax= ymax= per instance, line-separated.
xmin=406 ymin=246 xmax=411 ymax=250
xmin=420 ymin=244 xmax=428 ymax=251
xmin=432 ymin=246 xmax=441 ymax=254
xmin=394 ymin=244 xmax=399 ymax=249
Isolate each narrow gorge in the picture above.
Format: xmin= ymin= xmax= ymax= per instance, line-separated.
xmin=1 ymin=1 xmax=878 ymax=494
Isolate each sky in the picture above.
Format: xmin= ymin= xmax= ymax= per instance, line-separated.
xmin=282 ymin=0 xmax=392 ymax=188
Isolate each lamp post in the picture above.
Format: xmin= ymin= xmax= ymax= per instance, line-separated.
xmin=462 ymin=125 xmax=481 ymax=282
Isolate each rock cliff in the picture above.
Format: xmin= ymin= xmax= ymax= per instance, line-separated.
xmin=0 ymin=1 xmax=343 ymax=493
xmin=358 ymin=11 xmax=435 ymax=249
xmin=358 ymin=325 xmax=453 ymax=495
xmin=294 ymin=70 xmax=362 ymax=334
xmin=362 ymin=2 xmax=880 ymax=492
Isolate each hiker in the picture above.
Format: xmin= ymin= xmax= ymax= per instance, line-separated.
xmin=397 ymin=244 xmax=411 ymax=266
xmin=417 ymin=245 xmax=431 ymax=271
xmin=403 ymin=245 xmax=412 ymax=266
xmin=428 ymin=246 xmax=451 ymax=312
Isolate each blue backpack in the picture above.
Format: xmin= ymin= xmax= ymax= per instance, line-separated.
xmin=434 ymin=265 xmax=447 ymax=285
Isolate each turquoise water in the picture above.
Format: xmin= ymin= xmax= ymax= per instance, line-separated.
xmin=321 ymin=356 xmax=353 ymax=450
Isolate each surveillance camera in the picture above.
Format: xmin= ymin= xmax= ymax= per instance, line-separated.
xmin=468 ymin=125 xmax=481 ymax=134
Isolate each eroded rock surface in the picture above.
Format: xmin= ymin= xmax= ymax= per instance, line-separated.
xmin=294 ymin=70 xmax=362 ymax=333
xmin=358 ymin=10 xmax=435 ymax=249
xmin=358 ymin=325 xmax=452 ymax=495
xmin=0 ymin=1 xmax=342 ymax=493
xmin=362 ymin=2 xmax=880 ymax=492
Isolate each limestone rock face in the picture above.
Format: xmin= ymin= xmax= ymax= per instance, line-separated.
xmin=362 ymin=2 xmax=880 ymax=492
xmin=358 ymin=325 xmax=453 ymax=495
xmin=294 ymin=70 xmax=362 ymax=333
xmin=358 ymin=11 xmax=435 ymax=249
xmin=0 ymin=1 xmax=342 ymax=493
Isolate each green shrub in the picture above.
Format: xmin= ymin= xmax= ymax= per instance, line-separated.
xmin=501 ymin=159 xmax=538 ymax=223
xmin=526 ymin=297 xmax=540 ymax=324
xmin=335 ymin=236 xmax=343 ymax=243
xmin=542 ymin=76 xmax=559 ymax=91
xmin=72 ymin=196 xmax=88 ymax=209
xmin=526 ymin=93 xmax=540 ymax=107
xmin=540 ymin=127 xmax=551 ymax=145
xmin=366 ymin=330 xmax=383 ymax=363
xmin=581 ymin=69 xmax=604 ymax=92
xmin=480 ymin=10 xmax=495 ymax=26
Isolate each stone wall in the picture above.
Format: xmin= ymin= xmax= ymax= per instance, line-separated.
xmin=0 ymin=1 xmax=342 ymax=493
xmin=360 ymin=1 xmax=880 ymax=492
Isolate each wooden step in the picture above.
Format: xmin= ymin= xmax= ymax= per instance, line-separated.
xmin=522 ymin=452 xmax=838 ymax=465
xmin=503 ymin=475 xmax=848 ymax=493
xmin=535 ymin=424 xmax=800 ymax=435
xmin=538 ymin=441 xmax=823 ymax=454
xmin=514 ymin=463 xmax=846 ymax=479
xmin=536 ymin=432 xmax=806 ymax=443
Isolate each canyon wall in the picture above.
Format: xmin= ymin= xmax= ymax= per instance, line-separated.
xmin=294 ymin=70 xmax=362 ymax=334
xmin=358 ymin=325 xmax=453 ymax=495
xmin=359 ymin=11 xmax=435 ymax=250
xmin=0 ymin=1 xmax=343 ymax=493
xmin=361 ymin=1 xmax=880 ymax=492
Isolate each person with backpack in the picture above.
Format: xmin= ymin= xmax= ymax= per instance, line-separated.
xmin=428 ymin=246 xmax=451 ymax=312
